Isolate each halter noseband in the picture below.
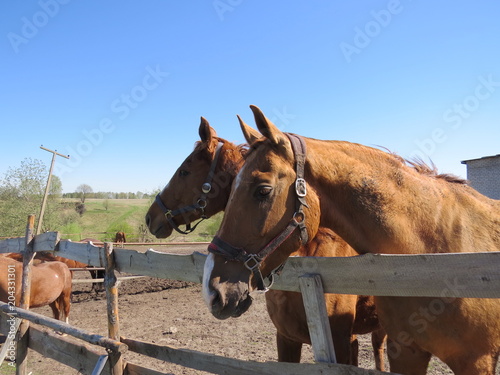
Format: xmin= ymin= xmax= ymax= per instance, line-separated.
xmin=208 ymin=133 xmax=308 ymax=291
xmin=155 ymin=142 xmax=224 ymax=235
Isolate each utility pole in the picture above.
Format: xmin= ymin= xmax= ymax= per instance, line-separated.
xmin=36 ymin=146 xmax=70 ymax=235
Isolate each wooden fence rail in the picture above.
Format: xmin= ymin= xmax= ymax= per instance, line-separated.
xmin=51 ymin=234 xmax=500 ymax=299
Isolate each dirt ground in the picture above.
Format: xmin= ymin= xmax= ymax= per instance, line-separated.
xmin=19 ymin=273 xmax=461 ymax=375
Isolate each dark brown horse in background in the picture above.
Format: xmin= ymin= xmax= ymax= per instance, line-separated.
xmin=0 ymin=255 xmax=72 ymax=322
xmin=114 ymin=231 xmax=126 ymax=247
xmin=145 ymin=118 xmax=386 ymax=368
xmin=203 ymin=105 xmax=500 ymax=375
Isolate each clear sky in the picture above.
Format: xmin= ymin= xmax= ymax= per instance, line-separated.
xmin=1 ymin=1 xmax=499 ymax=194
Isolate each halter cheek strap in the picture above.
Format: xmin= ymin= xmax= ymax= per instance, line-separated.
xmin=156 ymin=141 xmax=224 ymax=235
xmin=208 ymin=133 xmax=308 ymax=291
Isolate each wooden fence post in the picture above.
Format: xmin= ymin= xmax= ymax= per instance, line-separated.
xmin=104 ymin=242 xmax=123 ymax=375
xmin=298 ymin=274 xmax=337 ymax=364
xmin=17 ymin=215 xmax=36 ymax=375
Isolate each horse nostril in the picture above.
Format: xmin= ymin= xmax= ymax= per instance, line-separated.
xmin=145 ymin=214 xmax=151 ymax=227
xmin=211 ymin=290 xmax=222 ymax=311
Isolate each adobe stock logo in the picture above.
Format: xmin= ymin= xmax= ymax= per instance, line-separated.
xmin=340 ymin=0 xmax=406 ymax=63
xmin=7 ymin=0 xmax=72 ymax=54
xmin=213 ymin=0 xmax=243 ymax=21
xmin=54 ymin=65 xmax=169 ymax=177
xmin=411 ymin=74 xmax=500 ymax=161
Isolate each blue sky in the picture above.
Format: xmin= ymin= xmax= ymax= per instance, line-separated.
xmin=1 ymin=1 xmax=499 ymax=194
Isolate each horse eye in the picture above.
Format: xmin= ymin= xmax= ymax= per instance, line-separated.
xmin=256 ymin=186 xmax=272 ymax=198
xmin=179 ymin=170 xmax=190 ymax=177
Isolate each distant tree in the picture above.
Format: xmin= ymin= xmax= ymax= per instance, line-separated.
xmin=76 ymin=184 xmax=93 ymax=203
xmin=50 ymin=175 xmax=63 ymax=197
xmin=0 ymin=158 xmax=63 ymax=236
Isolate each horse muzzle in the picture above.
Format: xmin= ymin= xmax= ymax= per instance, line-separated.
xmin=206 ymin=284 xmax=253 ymax=320
xmin=145 ymin=212 xmax=173 ymax=238
xmin=202 ymin=253 xmax=253 ymax=320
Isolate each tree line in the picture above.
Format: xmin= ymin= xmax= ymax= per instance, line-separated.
xmin=62 ymin=191 xmax=153 ymax=200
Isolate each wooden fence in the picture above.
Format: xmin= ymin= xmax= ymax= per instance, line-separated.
xmin=1 ymin=220 xmax=500 ymax=374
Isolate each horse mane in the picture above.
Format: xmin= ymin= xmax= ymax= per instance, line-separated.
xmin=405 ymin=158 xmax=467 ymax=184
xmin=195 ymin=138 xmax=249 ymax=176
xmin=381 ymin=148 xmax=467 ymax=185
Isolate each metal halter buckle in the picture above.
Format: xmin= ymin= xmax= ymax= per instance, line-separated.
xmin=202 ymin=182 xmax=212 ymax=194
xmin=244 ymin=254 xmax=262 ymax=272
xmin=197 ymin=198 xmax=207 ymax=209
xmin=295 ymin=178 xmax=307 ymax=197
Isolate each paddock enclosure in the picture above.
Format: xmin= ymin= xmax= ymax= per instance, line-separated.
xmin=1 ymin=217 xmax=499 ymax=374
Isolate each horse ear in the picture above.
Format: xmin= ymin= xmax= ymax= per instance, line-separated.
xmin=237 ymin=115 xmax=261 ymax=145
xmin=249 ymin=105 xmax=286 ymax=146
xmin=199 ymin=117 xmax=218 ymax=152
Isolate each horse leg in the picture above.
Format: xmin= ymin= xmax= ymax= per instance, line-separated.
xmin=60 ymin=279 xmax=72 ymax=324
xmin=93 ymin=269 xmax=105 ymax=292
xmin=387 ymin=338 xmax=431 ymax=375
xmin=446 ymin=353 xmax=498 ymax=375
xmin=49 ymin=300 xmax=60 ymax=320
xmin=276 ymin=333 xmax=302 ymax=362
xmin=350 ymin=335 xmax=359 ymax=366
xmin=372 ymin=327 xmax=387 ymax=371
xmin=331 ymin=326 xmax=354 ymax=365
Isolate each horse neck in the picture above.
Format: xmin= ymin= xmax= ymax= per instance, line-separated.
xmin=303 ymin=138 xmax=500 ymax=255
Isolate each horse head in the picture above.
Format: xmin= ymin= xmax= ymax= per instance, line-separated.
xmin=202 ymin=106 xmax=320 ymax=320
xmin=145 ymin=117 xmax=248 ymax=238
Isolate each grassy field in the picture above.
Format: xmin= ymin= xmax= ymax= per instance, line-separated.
xmin=59 ymin=198 xmax=222 ymax=243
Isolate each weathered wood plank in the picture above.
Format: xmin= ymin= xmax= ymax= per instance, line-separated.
xmin=121 ymin=336 xmax=398 ymax=375
xmin=0 ymin=237 xmax=24 ymax=254
xmin=0 ymin=302 xmax=127 ymax=353
xmin=0 ymin=231 xmax=59 ymax=254
xmin=28 ymin=324 xmax=111 ymax=375
xmin=273 ymin=252 xmax=500 ymax=298
xmin=104 ymin=242 xmax=123 ymax=375
xmin=33 ymin=231 xmax=60 ymax=251
xmin=111 ymin=248 xmax=206 ymax=283
xmin=72 ymin=276 xmax=146 ymax=284
xmin=17 ymin=214 xmax=36 ymax=375
xmin=48 ymin=238 xmax=500 ymax=298
xmin=57 ymin=239 xmax=107 ymax=267
xmin=124 ymin=362 xmax=167 ymax=375
xmin=299 ymin=274 xmax=336 ymax=363
xmin=0 ymin=312 xmax=20 ymax=364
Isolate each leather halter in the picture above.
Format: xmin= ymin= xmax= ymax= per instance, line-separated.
xmin=155 ymin=142 xmax=224 ymax=235
xmin=208 ymin=133 xmax=308 ymax=291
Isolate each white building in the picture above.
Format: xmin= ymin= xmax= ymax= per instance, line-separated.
xmin=461 ymin=154 xmax=500 ymax=200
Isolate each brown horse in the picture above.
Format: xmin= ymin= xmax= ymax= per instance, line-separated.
xmin=146 ymin=118 xmax=386 ymax=368
xmin=114 ymin=231 xmax=126 ymax=247
xmin=203 ymin=105 xmax=500 ymax=375
xmin=0 ymin=256 xmax=72 ymax=322
xmin=7 ymin=249 xmax=104 ymax=293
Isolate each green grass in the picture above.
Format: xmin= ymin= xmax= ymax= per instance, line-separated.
xmin=59 ymin=198 xmax=221 ymax=242
xmin=0 ymin=363 xmax=15 ymax=374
